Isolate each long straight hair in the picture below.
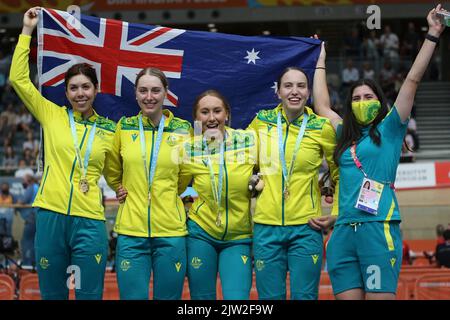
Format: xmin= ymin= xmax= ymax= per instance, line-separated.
xmin=333 ymin=79 xmax=389 ymax=165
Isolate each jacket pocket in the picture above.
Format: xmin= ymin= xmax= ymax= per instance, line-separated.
xmin=40 ymin=165 xmax=50 ymax=195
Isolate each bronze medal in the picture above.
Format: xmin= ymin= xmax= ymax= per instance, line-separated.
xmin=215 ymin=207 xmax=222 ymax=227
xmin=79 ymin=178 xmax=89 ymax=194
xmin=283 ymin=187 xmax=290 ymax=200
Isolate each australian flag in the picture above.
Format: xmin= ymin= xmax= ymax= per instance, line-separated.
xmin=38 ymin=8 xmax=321 ymax=129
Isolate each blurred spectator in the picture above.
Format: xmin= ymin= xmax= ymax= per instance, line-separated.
xmin=362 ymin=31 xmax=380 ymax=63
xmin=14 ymin=159 xmax=34 ymax=179
xmin=2 ymin=145 xmax=18 ymax=175
xmin=16 ymin=104 xmax=33 ymax=134
xmin=362 ymin=61 xmax=375 ymax=80
xmin=23 ymin=131 xmax=39 ymax=156
xmin=328 ymin=82 xmax=343 ymax=116
xmin=435 ymin=229 xmax=450 ymax=268
xmin=3 ymin=133 xmax=13 ymax=148
xmin=1 ymin=83 xmax=20 ymax=107
xmin=341 ymin=58 xmax=359 ymax=94
xmin=22 ymin=148 xmax=35 ymax=167
xmin=401 ymin=22 xmax=421 ymax=60
xmin=344 ymin=28 xmax=362 ymax=58
xmin=380 ymin=25 xmax=399 ymax=63
xmin=436 ymin=224 xmax=446 ymax=245
xmin=0 ymin=182 xmax=15 ymax=238
xmin=18 ymin=174 xmax=39 ymax=267
xmin=395 ymin=66 xmax=408 ymax=93
xmin=0 ymin=103 xmax=17 ymax=138
xmin=379 ymin=60 xmax=397 ymax=105
xmin=0 ymin=49 xmax=11 ymax=75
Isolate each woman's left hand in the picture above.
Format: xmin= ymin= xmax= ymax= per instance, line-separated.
xmin=308 ymin=215 xmax=336 ymax=231
xmin=427 ymin=4 xmax=447 ymax=37
xmin=116 ymin=184 xmax=128 ymax=203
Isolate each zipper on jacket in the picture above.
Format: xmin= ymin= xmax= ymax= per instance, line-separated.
xmin=310 ymin=180 xmax=315 ymax=209
xmin=194 ymin=201 xmax=205 ymax=215
xmin=221 ymin=156 xmax=229 ymax=241
xmin=175 ymin=197 xmax=183 ymax=221
xmin=39 ymin=165 xmax=50 ymax=195
xmin=67 ymin=125 xmax=89 ymax=215
xmin=147 ymin=129 xmax=155 ymax=237
xmin=281 ymin=123 xmax=289 ymax=226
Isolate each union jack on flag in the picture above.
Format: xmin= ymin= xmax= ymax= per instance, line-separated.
xmin=38 ymin=8 xmax=321 ymax=128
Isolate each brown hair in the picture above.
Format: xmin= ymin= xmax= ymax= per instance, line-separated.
xmin=64 ymin=63 xmax=98 ymax=89
xmin=192 ymin=89 xmax=231 ymax=120
xmin=135 ymin=67 xmax=168 ymax=89
xmin=277 ymin=66 xmax=309 ymax=90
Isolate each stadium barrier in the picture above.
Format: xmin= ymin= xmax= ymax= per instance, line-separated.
xmin=10 ymin=268 xmax=450 ymax=300
xmin=0 ymin=274 xmax=15 ymax=300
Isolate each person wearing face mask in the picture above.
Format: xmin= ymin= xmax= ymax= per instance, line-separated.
xmin=313 ymin=4 xmax=447 ymax=300
xmin=105 ymin=67 xmax=191 ymax=300
xmin=247 ymin=64 xmax=339 ymax=300
xmin=9 ymin=7 xmax=116 ymax=300
xmin=179 ymin=90 xmax=257 ymax=299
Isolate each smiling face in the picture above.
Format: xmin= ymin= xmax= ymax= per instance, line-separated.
xmin=135 ymin=74 xmax=167 ymax=119
xmin=195 ymin=95 xmax=229 ymax=138
xmin=65 ymin=74 xmax=98 ymax=116
xmin=277 ymin=69 xmax=310 ymax=116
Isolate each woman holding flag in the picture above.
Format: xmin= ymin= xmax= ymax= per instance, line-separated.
xmin=10 ymin=7 xmax=116 ymax=300
xmin=179 ymin=90 xmax=258 ymax=299
xmin=105 ymin=67 xmax=191 ymax=300
xmin=313 ymin=4 xmax=447 ymax=300
xmin=247 ymin=62 xmax=339 ymax=300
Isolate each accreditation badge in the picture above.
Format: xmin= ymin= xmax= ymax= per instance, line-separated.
xmin=354 ymin=178 xmax=384 ymax=215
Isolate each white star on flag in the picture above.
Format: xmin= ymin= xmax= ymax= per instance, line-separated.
xmin=271 ymin=82 xmax=278 ymax=93
xmin=245 ymin=48 xmax=261 ymax=64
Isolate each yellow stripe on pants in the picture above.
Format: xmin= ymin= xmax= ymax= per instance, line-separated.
xmin=383 ymin=200 xmax=396 ymax=251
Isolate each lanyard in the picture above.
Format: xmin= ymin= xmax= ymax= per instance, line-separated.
xmin=350 ymin=143 xmax=395 ymax=189
xmin=139 ymin=113 xmax=166 ymax=204
xmin=277 ymin=111 xmax=308 ymax=196
xmin=203 ymin=133 xmax=226 ymax=227
xmin=68 ymin=109 xmax=97 ymax=179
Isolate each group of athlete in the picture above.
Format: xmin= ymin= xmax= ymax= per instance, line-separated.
xmin=9 ymin=4 xmax=447 ymax=300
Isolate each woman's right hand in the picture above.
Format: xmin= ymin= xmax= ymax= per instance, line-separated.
xmin=22 ymin=7 xmax=41 ymax=36
xmin=116 ymin=184 xmax=128 ymax=204
xmin=311 ymin=34 xmax=326 ymax=65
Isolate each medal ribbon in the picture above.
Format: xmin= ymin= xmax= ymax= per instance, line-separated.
xmin=139 ymin=113 xmax=166 ymax=205
xmin=203 ymin=133 xmax=226 ymax=227
xmin=68 ymin=109 xmax=97 ymax=180
xmin=277 ymin=110 xmax=308 ymax=194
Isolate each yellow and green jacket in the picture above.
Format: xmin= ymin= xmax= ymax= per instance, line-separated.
xmin=180 ymin=127 xmax=257 ymax=241
xmin=248 ymin=104 xmax=339 ymax=226
xmin=105 ymin=110 xmax=191 ymax=237
xmin=9 ymin=34 xmax=116 ymax=221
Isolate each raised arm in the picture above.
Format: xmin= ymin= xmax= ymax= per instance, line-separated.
xmin=9 ymin=7 xmax=55 ymax=123
xmin=312 ymin=39 xmax=342 ymax=131
xmin=21 ymin=6 xmax=40 ymax=36
xmin=395 ymin=4 xmax=447 ymax=122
